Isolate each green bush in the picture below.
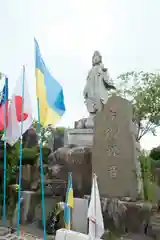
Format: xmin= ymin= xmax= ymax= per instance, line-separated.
xmin=150 ymin=147 xmax=160 ymax=160
xmin=140 ymin=153 xmax=158 ymax=202
xmin=42 ymin=146 xmax=51 ymax=163
xmin=55 ymin=127 xmax=65 ymax=134
xmin=22 ymin=147 xmax=39 ymax=165
xmin=37 ymin=146 xmax=51 ymax=164
xmin=151 ymin=159 xmax=160 ymax=169
xmin=6 ymin=142 xmax=20 ymax=184
xmin=147 ymin=181 xmax=158 ymax=203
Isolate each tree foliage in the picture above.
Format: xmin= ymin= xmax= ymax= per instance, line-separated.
xmin=150 ymin=146 xmax=160 ymax=161
xmin=139 ymin=152 xmax=158 ymax=202
xmin=32 ymin=120 xmax=65 ymax=146
xmin=116 ymin=71 xmax=160 ymax=141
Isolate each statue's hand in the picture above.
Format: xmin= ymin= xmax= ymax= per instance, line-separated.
xmin=103 ymin=79 xmax=116 ymax=90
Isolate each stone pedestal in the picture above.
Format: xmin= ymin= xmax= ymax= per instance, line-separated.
xmin=72 ymin=198 xmax=88 ymax=234
xmin=20 ymin=191 xmax=38 ymax=224
xmin=64 ymin=129 xmax=93 ymax=146
xmin=11 ymin=190 xmax=38 ymax=226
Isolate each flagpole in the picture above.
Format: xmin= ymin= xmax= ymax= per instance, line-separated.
xmin=2 ymin=76 xmax=8 ymax=226
xmin=17 ymin=66 xmax=25 ymax=235
xmin=37 ymin=98 xmax=46 ymax=240
xmin=94 ymin=173 xmax=96 ymax=240
xmin=65 ymin=172 xmax=71 ymax=230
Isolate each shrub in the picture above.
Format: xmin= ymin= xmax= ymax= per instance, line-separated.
xmin=150 ymin=146 xmax=160 ymax=160
xmin=37 ymin=146 xmax=51 ymax=164
xmin=22 ymin=147 xmax=39 ymax=165
xmin=140 ymin=153 xmax=158 ymax=202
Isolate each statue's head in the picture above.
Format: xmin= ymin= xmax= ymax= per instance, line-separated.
xmin=92 ymin=51 xmax=102 ymax=66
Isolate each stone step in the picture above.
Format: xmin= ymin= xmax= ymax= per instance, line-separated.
xmin=123 ymin=234 xmax=152 ymax=240
xmin=0 ymin=228 xmax=24 ymax=240
xmin=0 ymin=234 xmax=23 ymax=240
xmin=150 ymin=215 xmax=160 ymax=224
xmin=151 ymin=220 xmax=160 ymax=224
xmin=0 ymin=227 xmax=10 ymax=236
xmin=0 ymin=226 xmax=42 ymax=240
xmin=151 ymin=220 xmax=160 ymax=225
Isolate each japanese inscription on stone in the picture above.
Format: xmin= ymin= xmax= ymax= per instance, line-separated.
xmin=104 ymin=109 xmax=120 ymax=157
xmin=109 ymin=108 xmax=116 ymax=120
xmin=108 ymin=166 xmax=117 ymax=178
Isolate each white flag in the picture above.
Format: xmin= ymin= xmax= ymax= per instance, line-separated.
xmin=88 ymin=174 xmax=104 ymax=239
xmin=2 ymin=70 xmax=33 ymax=145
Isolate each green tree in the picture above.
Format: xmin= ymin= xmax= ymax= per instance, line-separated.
xmin=32 ymin=120 xmax=51 ymax=145
xmin=150 ymin=146 xmax=160 ymax=161
xmin=32 ymin=120 xmax=65 ymax=146
xmin=116 ymin=71 xmax=160 ymax=141
xmin=140 ymin=151 xmax=158 ymax=202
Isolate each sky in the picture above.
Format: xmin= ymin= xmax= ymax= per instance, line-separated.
xmin=0 ymin=0 xmax=160 ymax=150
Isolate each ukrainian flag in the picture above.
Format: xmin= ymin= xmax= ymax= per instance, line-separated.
xmin=35 ymin=39 xmax=66 ymax=126
xmin=64 ymin=172 xmax=74 ymax=230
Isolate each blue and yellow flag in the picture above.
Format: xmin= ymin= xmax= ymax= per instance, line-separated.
xmin=64 ymin=172 xmax=74 ymax=230
xmin=35 ymin=39 xmax=66 ymax=126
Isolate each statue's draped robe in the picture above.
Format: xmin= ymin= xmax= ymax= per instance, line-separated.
xmin=83 ymin=64 xmax=110 ymax=113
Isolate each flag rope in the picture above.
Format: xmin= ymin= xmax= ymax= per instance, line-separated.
xmin=17 ymin=66 xmax=25 ymax=235
xmin=2 ymin=76 xmax=8 ymax=225
xmin=37 ymin=98 xmax=46 ymax=240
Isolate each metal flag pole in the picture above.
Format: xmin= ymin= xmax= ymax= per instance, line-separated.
xmin=37 ymin=98 xmax=46 ymax=240
xmin=17 ymin=66 xmax=25 ymax=235
xmin=2 ymin=75 xmax=8 ymax=226
xmin=94 ymin=173 xmax=97 ymax=240
xmin=35 ymin=37 xmax=46 ymax=240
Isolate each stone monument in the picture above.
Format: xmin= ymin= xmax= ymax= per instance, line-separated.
xmin=64 ymin=51 xmax=142 ymax=200
xmin=51 ymin=51 xmax=153 ymax=236
xmin=92 ymin=95 xmax=143 ymax=199
xmin=64 ymin=50 xmax=142 ymax=200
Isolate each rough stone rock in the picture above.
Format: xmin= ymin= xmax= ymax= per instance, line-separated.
xmin=36 ymin=178 xmax=66 ymax=197
xmin=48 ymin=146 xmax=92 ymax=197
xmin=23 ymin=128 xmax=38 ymax=148
xmin=124 ymin=202 xmax=152 ymax=233
xmin=53 ymin=132 xmax=64 ymax=151
xmin=16 ymin=165 xmax=39 ymax=191
xmin=85 ymin=196 xmax=153 ymax=236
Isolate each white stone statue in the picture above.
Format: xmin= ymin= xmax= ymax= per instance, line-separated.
xmin=83 ymin=51 xmax=115 ymax=114
xmin=75 ymin=51 xmax=116 ymax=129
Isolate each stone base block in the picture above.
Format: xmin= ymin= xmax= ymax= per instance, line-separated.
xmin=64 ymin=129 xmax=93 ymax=146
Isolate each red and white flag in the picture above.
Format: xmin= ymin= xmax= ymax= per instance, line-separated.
xmin=88 ymin=173 xmax=104 ymax=239
xmin=2 ymin=71 xmax=33 ymax=145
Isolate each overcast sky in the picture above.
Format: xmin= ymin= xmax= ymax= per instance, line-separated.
xmin=0 ymin=0 xmax=160 ymax=150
